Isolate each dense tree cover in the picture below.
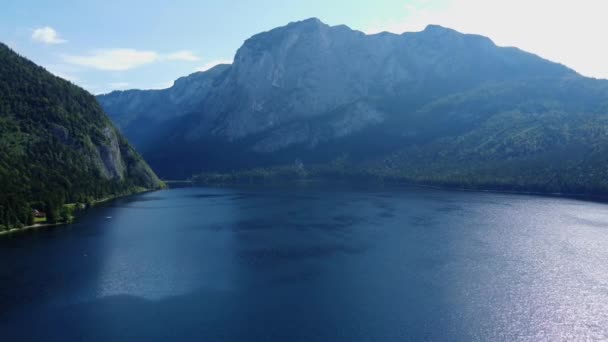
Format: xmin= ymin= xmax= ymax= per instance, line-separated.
xmin=0 ymin=43 xmax=163 ymax=230
xmin=362 ymin=79 xmax=608 ymax=195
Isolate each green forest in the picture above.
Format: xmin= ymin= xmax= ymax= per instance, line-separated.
xmin=0 ymin=43 xmax=163 ymax=231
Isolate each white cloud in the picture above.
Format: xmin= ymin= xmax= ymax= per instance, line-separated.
xmin=196 ymin=59 xmax=232 ymax=72
xmin=109 ymin=82 xmax=130 ymax=89
xmin=62 ymin=49 xmax=204 ymax=71
xmin=32 ymin=26 xmax=67 ymax=45
xmin=63 ymin=49 xmax=159 ymax=71
xmin=166 ymin=50 xmax=200 ymax=61
xmin=364 ymin=0 xmax=608 ymax=79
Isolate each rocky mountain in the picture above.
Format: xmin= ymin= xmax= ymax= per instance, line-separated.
xmin=98 ymin=18 xmax=608 ymax=194
xmin=0 ymin=43 xmax=164 ymax=229
xmin=98 ymin=64 xmax=230 ymax=148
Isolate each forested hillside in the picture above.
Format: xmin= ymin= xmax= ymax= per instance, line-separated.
xmin=0 ymin=43 xmax=164 ymax=230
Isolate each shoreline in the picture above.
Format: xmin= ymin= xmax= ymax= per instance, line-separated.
xmin=186 ymin=178 xmax=608 ymax=203
xmin=0 ymin=187 xmax=157 ymax=237
xmin=3 ymin=180 xmax=605 ymax=237
xmin=0 ymin=222 xmax=67 ymax=236
xmin=407 ymin=182 xmax=608 ymax=203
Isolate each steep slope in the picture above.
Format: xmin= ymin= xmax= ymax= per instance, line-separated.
xmin=98 ymin=18 xmax=608 ymax=195
xmin=0 ymin=43 xmax=164 ymax=229
xmin=100 ymin=64 xmax=230 ymax=149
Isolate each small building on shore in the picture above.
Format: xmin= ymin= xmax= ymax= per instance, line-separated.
xmin=32 ymin=209 xmax=46 ymax=218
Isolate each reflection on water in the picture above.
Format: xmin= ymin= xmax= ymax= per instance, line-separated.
xmin=1 ymin=185 xmax=608 ymax=341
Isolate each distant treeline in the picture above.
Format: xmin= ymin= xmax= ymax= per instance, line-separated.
xmin=190 ymin=154 xmax=608 ymax=197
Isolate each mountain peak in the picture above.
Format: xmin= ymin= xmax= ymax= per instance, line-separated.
xmin=418 ymin=24 xmax=497 ymax=47
xmin=424 ymin=24 xmax=450 ymax=31
xmin=237 ymin=17 xmax=333 ymax=58
xmin=98 ymin=18 xmax=583 ymax=179
xmin=288 ymin=17 xmax=326 ymax=27
xmin=421 ymin=24 xmax=459 ymax=35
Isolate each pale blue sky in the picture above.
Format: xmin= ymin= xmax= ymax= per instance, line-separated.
xmin=2 ymin=0 xmax=607 ymax=94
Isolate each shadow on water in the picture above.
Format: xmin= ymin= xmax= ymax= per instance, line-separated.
xmin=0 ymin=186 xmax=407 ymax=341
xmin=0 ymin=281 xmax=442 ymax=342
xmin=0 ymin=215 xmax=113 ymax=318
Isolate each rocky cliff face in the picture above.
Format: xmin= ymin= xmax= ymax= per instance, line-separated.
xmin=98 ymin=18 xmax=584 ymax=179
xmin=97 ymin=126 xmax=127 ymax=179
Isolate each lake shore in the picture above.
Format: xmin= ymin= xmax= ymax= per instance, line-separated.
xmin=188 ymin=177 xmax=608 ymax=203
xmin=0 ymin=187 xmax=158 ymax=237
xmin=4 ymin=179 xmax=605 ymax=238
xmin=0 ymin=222 xmax=67 ymax=236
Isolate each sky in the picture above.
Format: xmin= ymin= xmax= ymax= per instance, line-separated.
xmin=2 ymin=0 xmax=607 ymax=94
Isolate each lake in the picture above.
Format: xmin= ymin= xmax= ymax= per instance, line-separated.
xmin=1 ymin=184 xmax=608 ymax=341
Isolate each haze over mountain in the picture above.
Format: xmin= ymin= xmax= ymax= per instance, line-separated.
xmin=99 ymin=18 xmax=608 ymax=194
xmin=0 ymin=43 xmax=164 ymax=229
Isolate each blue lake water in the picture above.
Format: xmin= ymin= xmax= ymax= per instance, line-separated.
xmin=1 ymin=185 xmax=608 ymax=341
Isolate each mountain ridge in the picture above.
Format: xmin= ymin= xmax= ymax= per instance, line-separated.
xmin=98 ymin=18 xmax=608 ymax=194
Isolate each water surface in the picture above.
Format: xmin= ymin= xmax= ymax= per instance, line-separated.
xmin=1 ymin=185 xmax=607 ymax=341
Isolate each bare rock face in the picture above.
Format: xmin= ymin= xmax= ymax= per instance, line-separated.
xmin=98 ymin=65 xmax=230 ymax=149
xmin=97 ymin=126 xmax=126 ymax=180
xmin=251 ymin=101 xmax=385 ymax=153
